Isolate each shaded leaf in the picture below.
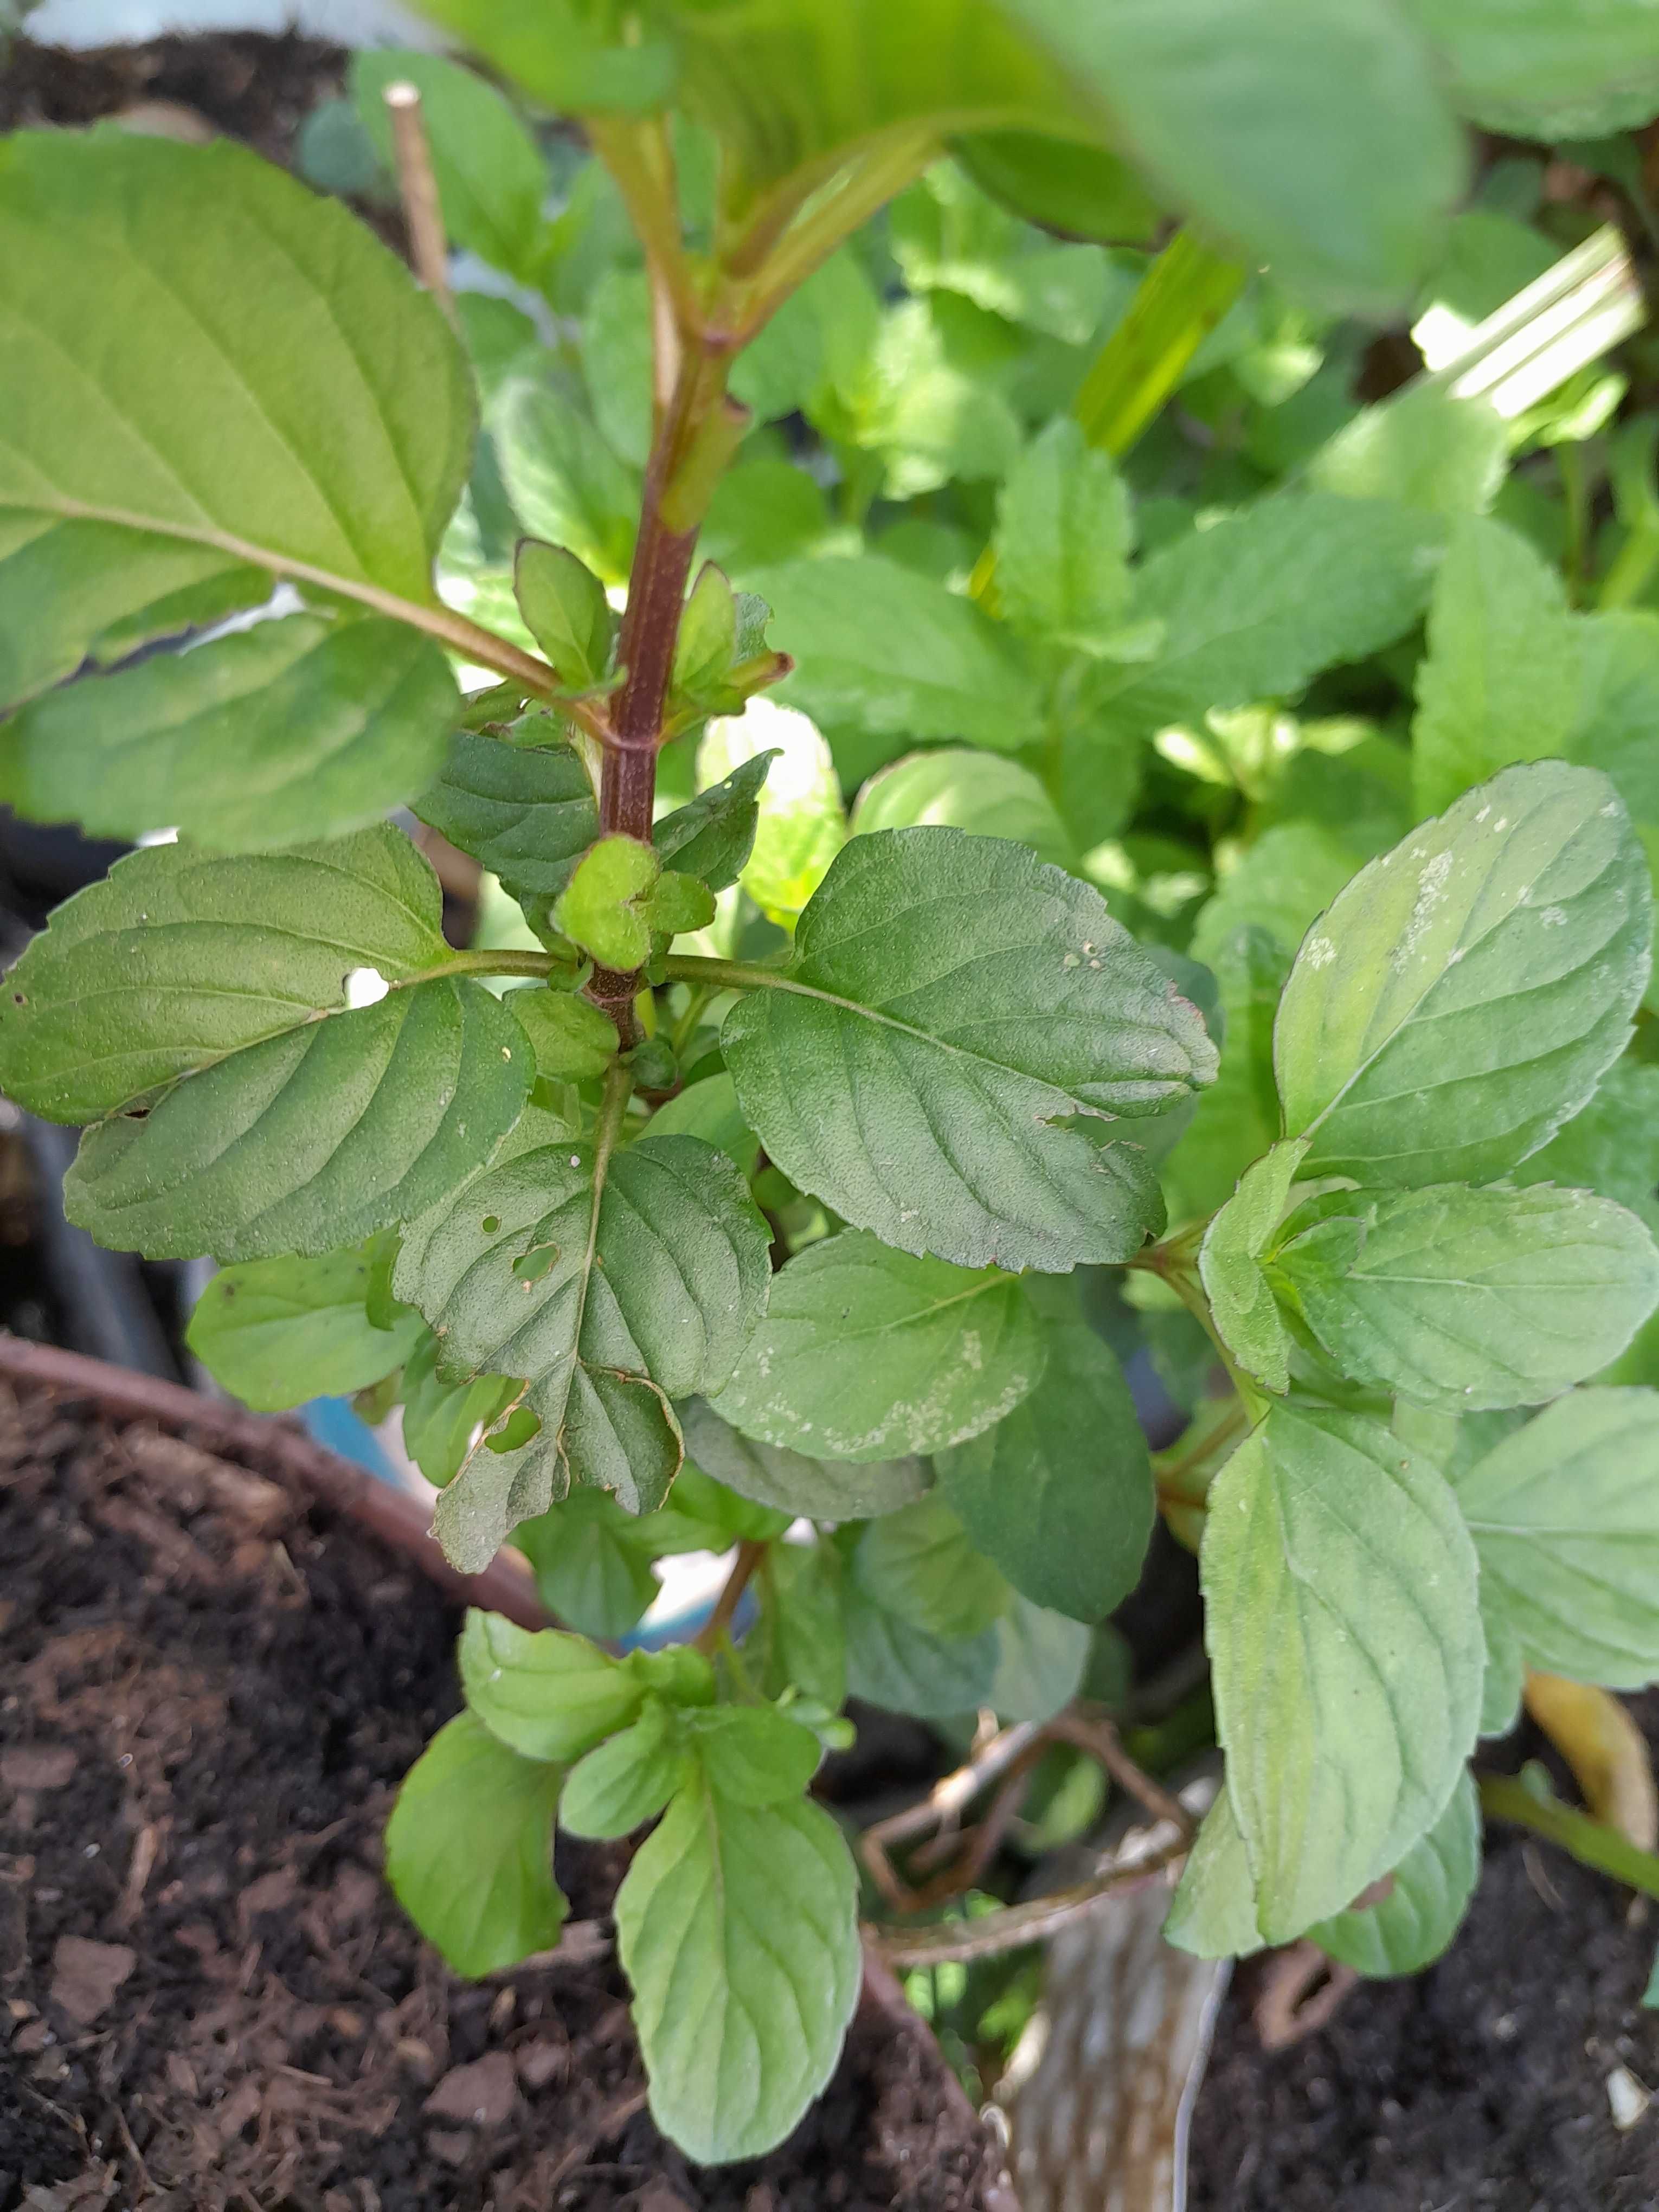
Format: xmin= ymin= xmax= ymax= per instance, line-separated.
xmin=187 ymin=1241 xmax=423 ymax=1411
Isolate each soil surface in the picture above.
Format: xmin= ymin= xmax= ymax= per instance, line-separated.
xmin=0 ymin=1378 xmax=1006 ymax=2212
xmin=0 ymin=30 xmax=346 ymax=162
xmin=1189 ymin=1701 xmax=1659 ymax=2211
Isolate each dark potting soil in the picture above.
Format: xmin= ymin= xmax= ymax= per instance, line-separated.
xmin=0 ymin=30 xmax=346 ymax=164
xmin=0 ymin=1378 xmax=1007 ymax=2212
xmin=1188 ymin=1695 xmax=1659 ymax=2212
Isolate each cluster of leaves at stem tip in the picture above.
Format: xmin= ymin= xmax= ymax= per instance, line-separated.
xmin=6 ymin=0 xmax=1659 ymax=2166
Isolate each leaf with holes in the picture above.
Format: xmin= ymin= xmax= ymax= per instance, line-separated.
xmin=396 ymin=1131 xmax=771 ymax=1571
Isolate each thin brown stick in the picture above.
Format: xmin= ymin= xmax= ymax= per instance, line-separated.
xmin=0 ymin=1334 xmax=549 ymax=1631
xmin=383 ymin=82 xmax=456 ymax=327
xmin=1047 ymin=1711 xmax=1197 ymax=1841
xmin=874 ymin=1828 xmax=1193 ymax=1968
xmin=694 ymin=1538 xmax=769 ymax=1654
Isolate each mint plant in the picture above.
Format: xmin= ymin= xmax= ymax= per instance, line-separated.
xmin=5 ymin=0 xmax=1659 ymax=2166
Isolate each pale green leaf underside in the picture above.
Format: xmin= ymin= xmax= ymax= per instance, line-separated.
xmin=851 ymin=747 xmax=1072 ymax=870
xmin=615 ymin=1776 xmax=861 ymax=2165
xmin=1164 ymin=1786 xmax=1265 ymax=1963
xmin=712 ymin=1229 xmax=1045 ymax=1463
xmin=385 ymin=1711 xmax=565 ymax=1979
xmin=1275 ymin=762 xmax=1652 ymax=1186
xmin=1404 ymin=0 xmax=1659 ymax=138
xmin=677 ymin=1396 xmax=929 ymax=1521
xmin=65 ymin=976 xmax=531 ymax=1264
xmin=0 ymin=615 xmax=460 ymax=853
xmin=936 ymin=1287 xmax=1154 ymax=1623
xmin=459 ymin=1609 xmax=647 ymax=1765
xmin=1309 ymin=1769 xmax=1480 ymax=1978
xmin=722 ymin=828 xmax=1216 ymax=1273
xmin=1453 ymin=1388 xmax=1659 ymax=1690
xmin=1203 ymin=1407 xmax=1483 ymax=1943
xmin=0 ymin=824 xmax=448 ymax=1122
xmin=397 ymin=1133 xmax=771 ymax=1570
xmin=852 ymin=1496 xmax=1008 ymax=1642
xmin=1274 ymin=1182 xmax=1659 ymax=1411
xmin=0 ymin=128 xmax=472 ymax=705
xmin=185 ymin=1242 xmax=423 ymax=1411
xmin=989 ymin=1593 xmax=1090 ymax=1723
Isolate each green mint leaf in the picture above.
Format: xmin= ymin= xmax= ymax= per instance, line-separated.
xmin=459 ymin=1609 xmax=646 ymax=1763
xmin=652 ymin=751 xmax=777 ymax=893
xmin=1165 ymin=1787 xmax=1266 ymax=1962
xmin=1189 ymin=824 xmax=1362 ymax=973
xmin=712 ymin=1230 xmax=1045 ymax=1462
xmin=561 ymin=1702 xmax=686 ymax=1839
xmin=186 ymin=1242 xmax=423 ymax=1411
xmin=0 ymin=128 xmax=470 ymax=709
xmin=0 ymin=826 xmax=447 ymax=1122
xmin=697 ymin=702 xmax=845 ymax=925
xmin=397 ymin=1132 xmax=771 ymax=1570
xmin=1198 ymin=1138 xmax=1312 ymax=1397
xmin=1005 ymin=0 xmax=1463 ymax=313
xmin=555 ymin=833 xmax=659 ymax=970
xmin=994 ymin=418 xmax=1134 ymax=647
xmin=989 ymin=1593 xmax=1090 ymax=1724
xmin=1400 ymin=0 xmax=1659 ymax=138
xmin=506 ymin=986 xmax=618 ymax=1082
xmin=749 ymin=555 xmax=1043 ymax=752
xmin=687 ymin=1704 xmax=823 ymax=1807
xmin=832 ymin=297 xmax=1023 ymax=503
xmin=677 ymin=1396 xmax=929 ymax=1521
xmin=0 ymin=615 xmax=458 ymax=852
xmin=842 ymin=1579 xmax=1002 ymax=1718
xmin=491 ymin=378 xmax=638 ymax=588
xmin=1412 ymin=516 xmax=1581 ymax=816
xmin=1090 ymin=494 xmax=1442 ymax=755
xmin=724 ymin=828 xmax=1216 ymax=1271
xmin=1515 ymin=1061 xmax=1659 ymax=1234
xmin=1203 ymin=1406 xmax=1483 ymax=1942
xmin=410 ymin=0 xmax=676 ymax=118
xmin=352 ymin=49 xmax=549 ymax=284
xmin=1309 ymin=1770 xmax=1480 ymax=1978
xmin=852 ymin=1497 xmax=1009 ymax=1642
xmin=1272 ymin=1182 xmax=1659 ymax=1411
xmin=512 ymin=539 xmax=614 ymax=690
xmin=1275 ymin=762 xmax=1652 ymax=1186
xmin=851 ymin=747 xmax=1072 ymax=870
xmin=63 ymin=973 xmax=530 ymax=1265
xmin=889 ymin=163 xmax=1119 ymax=344
xmin=400 ymin=1330 xmax=519 ymax=1488
xmin=953 ymin=130 xmax=1161 ymax=246
xmin=414 ymin=728 xmax=597 ymax=909
xmin=1451 ymin=1388 xmax=1659 ymax=1689
xmin=513 ymin=1491 xmax=671 ymax=1641
xmin=646 ymin=869 xmax=717 ymax=938
xmin=1162 ymin=925 xmax=1293 ymax=1224
xmin=646 ymin=1076 xmax=761 ymax=1179
xmin=667 ymin=1463 xmax=792 ymax=1547
xmin=1307 ymin=384 xmax=1508 ymax=518
xmin=754 ymin=1543 xmax=848 ymax=1710
xmin=937 ymin=1279 xmax=1155 ymax=1622
xmin=615 ymin=1771 xmax=861 ymax=2165
xmin=385 ymin=1711 xmax=566 ymax=1978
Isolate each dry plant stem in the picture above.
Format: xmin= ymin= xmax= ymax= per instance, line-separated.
xmin=383 ymin=82 xmax=456 ymax=327
xmin=875 ymin=1828 xmax=1194 ymax=1969
xmin=694 ymin=1538 xmax=769 ymax=1654
xmin=1047 ymin=1712 xmax=1197 ymax=1840
xmin=1252 ymin=1942 xmax=1360 ymax=2052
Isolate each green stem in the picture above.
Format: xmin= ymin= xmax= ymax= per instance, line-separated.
xmin=661 ymin=953 xmax=793 ymax=994
xmin=668 ymin=982 xmax=716 ymax=1058
xmin=730 ymin=128 xmax=938 ymax=336
xmin=409 ymin=948 xmax=562 ymax=983
xmin=1072 ymin=230 xmax=1248 ymax=456
xmin=1478 ymin=1768 xmax=1659 ymax=1902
